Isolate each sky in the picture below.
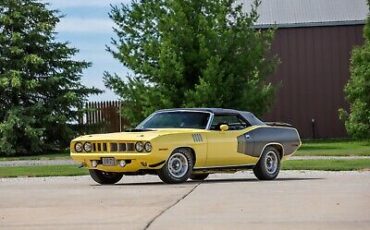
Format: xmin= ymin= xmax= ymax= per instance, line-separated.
xmin=44 ymin=0 xmax=133 ymax=101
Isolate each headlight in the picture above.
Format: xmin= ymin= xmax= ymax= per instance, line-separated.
xmin=135 ymin=141 xmax=144 ymax=152
xmin=74 ymin=142 xmax=83 ymax=152
xmin=144 ymin=142 xmax=152 ymax=152
xmin=83 ymin=142 xmax=92 ymax=152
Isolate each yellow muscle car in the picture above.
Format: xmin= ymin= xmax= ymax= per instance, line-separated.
xmin=71 ymin=108 xmax=301 ymax=184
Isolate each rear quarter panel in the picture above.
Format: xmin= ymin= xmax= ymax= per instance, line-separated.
xmin=237 ymin=126 xmax=301 ymax=158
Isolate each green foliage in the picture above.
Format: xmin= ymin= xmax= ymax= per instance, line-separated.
xmin=0 ymin=0 xmax=101 ymax=156
xmin=104 ymin=0 xmax=277 ymax=125
xmin=339 ymin=1 xmax=370 ymax=139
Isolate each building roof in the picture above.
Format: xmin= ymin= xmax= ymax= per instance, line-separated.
xmin=239 ymin=0 xmax=369 ymax=28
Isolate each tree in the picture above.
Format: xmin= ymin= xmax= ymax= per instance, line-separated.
xmin=339 ymin=1 xmax=370 ymax=139
xmin=0 ymin=0 xmax=101 ymax=155
xmin=104 ymin=0 xmax=277 ymax=125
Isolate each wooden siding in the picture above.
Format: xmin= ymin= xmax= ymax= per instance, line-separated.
xmin=264 ymin=25 xmax=365 ymax=138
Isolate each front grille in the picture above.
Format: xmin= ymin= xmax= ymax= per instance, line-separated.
xmin=127 ymin=143 xmax=135 ymax=151
xmin=89 ymin=142 xmax=136 ymax=153
xmin=110 ymin=143 xmax=117 ymax=151
xmin=119 ymin=143 xmax=126 ymax=151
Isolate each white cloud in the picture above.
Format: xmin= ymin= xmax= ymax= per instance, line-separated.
xmin=56 ymin=18 xmax=114 ymax=33
xmin=44 ymin=0 xmax=132 ymax=8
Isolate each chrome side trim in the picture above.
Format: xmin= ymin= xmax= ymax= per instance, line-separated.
xmin=194 ymin=163 xmax=255 ymax=170
xmin=206 ymin=113 xmax=214 ymax=130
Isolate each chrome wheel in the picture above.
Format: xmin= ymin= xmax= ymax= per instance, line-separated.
xmin=265 ymin=150 xmax=278 ymax=174
xmin=158 ymin=149 xmax=194 ymax=184
xmin=168 ymin=152 xmax=189 ymax=178
xmin=253 ymin=146 xmax=281 ymax=180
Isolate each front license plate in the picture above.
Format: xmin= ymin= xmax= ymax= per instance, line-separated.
xmin=102 ymin=157 xmax=116 ymax=166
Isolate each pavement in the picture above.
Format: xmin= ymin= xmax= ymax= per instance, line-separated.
xmin=0 ymin=171 xmax=369 ymax=230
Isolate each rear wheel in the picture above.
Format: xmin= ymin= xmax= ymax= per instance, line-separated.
xmin=190 ymin=173 xmax=209 ymax=181
xmin=253 ymin=146 xmax=280 ymax=180
xmin=158 ymin=149 xmax=194 ymax=184
xmin=89 ymin=169 xmax=123 ymax=185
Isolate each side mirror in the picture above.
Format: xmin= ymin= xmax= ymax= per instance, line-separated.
xmin=220 ymin=124 xmax=229 ymax=131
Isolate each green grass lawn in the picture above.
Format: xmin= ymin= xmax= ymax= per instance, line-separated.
xmin=0 ymin=165 xmax=88 ymax=178
xmin=282 ymin=159 xmax=370 ymax=171
xmin=0 ymin=151 xmax=70 ymax=161
xmin=0 ymin=140 xmax=369 ymax=162
xmin=295 ymin=140 xmax=370 ymax=156
xmin=0 ymin=140 xmax=368 ymax=178
xmin=0 ymin=159 xmax=369 ymax=178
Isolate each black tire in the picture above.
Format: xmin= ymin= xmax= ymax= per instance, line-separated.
xmin=158 ymin=149 xmax=194 ymax=184
xmin=190 ymin=173 xmax=209 ymax=181
xmin=89 ymin=169 xmax=124 ymax=185
xmin=253 ymin=146 xmax=281 ymax=180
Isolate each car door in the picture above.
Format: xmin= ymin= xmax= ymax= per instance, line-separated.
xmin=205 ymin=114 xmax=258 ymax=167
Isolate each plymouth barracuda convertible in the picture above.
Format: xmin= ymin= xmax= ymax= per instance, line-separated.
xmin=71 ymin=108 xmax=301 ymax=184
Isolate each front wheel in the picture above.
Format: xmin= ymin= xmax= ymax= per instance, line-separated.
xmin=89 ymin=169 xmax=123 ymax=185
xmin=158 ymin=149 xmax=194 ymax=184
xmin=253 ymin=146 xmax=281 ymax=180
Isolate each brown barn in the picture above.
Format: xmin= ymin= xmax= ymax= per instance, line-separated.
xmin=241 ymin=0 xmax=368 ymax=138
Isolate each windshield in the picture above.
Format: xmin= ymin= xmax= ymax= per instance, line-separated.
xmin=137 ymin=111 xmax=211 ymax=129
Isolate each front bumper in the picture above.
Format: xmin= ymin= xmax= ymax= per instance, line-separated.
xmin=71 ymin=152 xmax=167 ymax=173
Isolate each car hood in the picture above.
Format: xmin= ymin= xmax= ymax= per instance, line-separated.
xmin=72 ymin=128 xmax=206 ymax=142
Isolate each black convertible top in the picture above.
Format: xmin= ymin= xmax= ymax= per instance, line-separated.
xmin=158 ymin=108 xmax=238 ymax=114
xmin=157 ymin=108 xmax=266 ymax=126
